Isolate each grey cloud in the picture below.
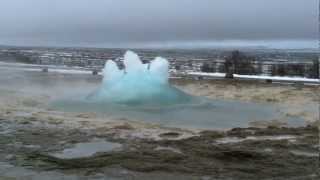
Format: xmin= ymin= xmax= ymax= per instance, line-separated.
xmin=0 ymin=0 xmax=318 ymax=47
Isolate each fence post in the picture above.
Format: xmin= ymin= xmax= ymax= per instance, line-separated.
xmin=318 ymin=57 xmax=320 ymax=79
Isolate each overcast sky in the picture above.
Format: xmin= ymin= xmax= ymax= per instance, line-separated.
xmin=0 ymin=0 xmax=318 ymax=48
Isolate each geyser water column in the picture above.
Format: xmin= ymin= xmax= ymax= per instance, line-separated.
xmin=88 ymin=51 xmax=193 ymax=105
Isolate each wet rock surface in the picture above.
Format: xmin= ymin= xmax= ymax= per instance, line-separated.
xmin=0 ymin=117 xmax=318 ymax=180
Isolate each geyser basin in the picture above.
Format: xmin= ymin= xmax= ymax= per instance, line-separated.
xmin=51 ymin=51 xmax=303 ymax=129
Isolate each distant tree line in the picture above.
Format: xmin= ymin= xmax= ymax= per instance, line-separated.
xmin=271 ymin=59 xmax=319 ymax=78
xmin=201 ymin=50 xmax=319 ymax=79
xmin=0 ymin=52 xmax=35 ymax=64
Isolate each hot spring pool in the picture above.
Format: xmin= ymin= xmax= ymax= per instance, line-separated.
xmin=51 ymin=96 xmax=297 ymax=129
xmin=50 ymin=51 xmax=305 ymax=129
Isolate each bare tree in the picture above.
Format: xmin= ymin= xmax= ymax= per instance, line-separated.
xmin=224 ymin=50 xmax=239 ymax=78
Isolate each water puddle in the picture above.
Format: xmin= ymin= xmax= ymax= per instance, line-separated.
xmin=290 ymin=150 xmax=319 ymax=157
xmin=216 ymin=135 xmax=297 ymax=144
xmin=50 ymin=139 xmax=122 ymax=159
xmin=154 ymin=146 xmax=182 ymax=154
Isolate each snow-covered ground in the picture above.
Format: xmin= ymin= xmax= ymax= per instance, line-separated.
xmin=188 ymin=72 xmax=320 ymax=83
xmin=0 ymin=61 xmax=69 ymax=69
xmin=0 ymin=61 xmax=96 ymax=75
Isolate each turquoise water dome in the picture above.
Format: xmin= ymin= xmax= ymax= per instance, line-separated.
xmin=87 ymin=51 xmax=193 ymax=105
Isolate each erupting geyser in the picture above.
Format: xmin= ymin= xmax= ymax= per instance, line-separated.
xmin=51 ymin=51 xmax=285 ymax=129
xmin=88 ymin=51 xmax=193 ymax=105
